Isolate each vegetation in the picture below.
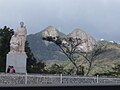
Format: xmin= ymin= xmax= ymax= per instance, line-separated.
xmin=0 ymin=26 xmax=14 ymax=72
xmin=94 ymin=63 xmax=120 ymax=77
xmin=46 ymin=63 xmax=64 ymax=74
xmin=80 ymin=41 xmax=108 ymax=76
xmin=110 ymin=64 xmax=120 ymax=77
xmin=42 ymin=36 xmax=120 ymax=76
xmin=43 ymin=36 xmax=90 ymax=75
xmin=25 ymin=41 xmax=46 ymax=73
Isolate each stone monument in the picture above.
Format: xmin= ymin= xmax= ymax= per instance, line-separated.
xmin=6 ymin=22 xmax=27 ymax=73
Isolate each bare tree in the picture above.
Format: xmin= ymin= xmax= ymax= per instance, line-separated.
xmin=79 ymin=42 xmax=107 ymax=76
xmin=43 ymin=36 xmax=107 ymax=76
xmin=43 ymin=36 xmax=86 ymax=75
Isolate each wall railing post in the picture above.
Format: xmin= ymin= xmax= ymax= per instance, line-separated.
xmin=97 ymin=75 xmax=99 ymax=83
xmin=60 ymin=74 xmax=62 ymax=84
xmin=25 ymin=73 xmax=27 ymax=84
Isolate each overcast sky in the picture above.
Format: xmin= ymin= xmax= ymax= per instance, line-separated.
xmin=0 ymin=0 xmax=120 ymax=42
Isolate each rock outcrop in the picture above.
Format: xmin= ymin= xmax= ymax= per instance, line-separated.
xmin=68 ymin=28 xmax=96 ymax=52
xmin=42 ymin=26 xmax=59 ymax=37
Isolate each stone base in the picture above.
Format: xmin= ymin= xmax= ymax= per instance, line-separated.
xmin=6 ymin=52 xmax=27 ymax=73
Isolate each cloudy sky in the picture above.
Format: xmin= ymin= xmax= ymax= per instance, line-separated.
xmin=0 ymin=0 xmax=120 ymax=42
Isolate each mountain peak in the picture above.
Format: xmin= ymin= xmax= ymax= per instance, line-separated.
xmin=45 ymin=25 xmax=56 ymax=30
xmin=42 ymin=26 xmax=59 ymax=37
xmin=68 ymin=28 xmax=96 ymax=52
xmin=68 ymin=28 xmax=88 ymax=39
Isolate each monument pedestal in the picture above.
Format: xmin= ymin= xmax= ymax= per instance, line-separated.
xmin=6 ymin=52 xmax=27 ymax=73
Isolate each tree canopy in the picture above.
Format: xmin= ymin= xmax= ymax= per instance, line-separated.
xmin=0 ymin=26 xmax=14 ymax=72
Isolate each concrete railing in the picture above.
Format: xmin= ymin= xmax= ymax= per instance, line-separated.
xmin=0 ymin=73 xmax=120 ymax=85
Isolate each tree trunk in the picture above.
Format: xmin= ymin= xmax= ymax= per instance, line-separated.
xmin=86 ymin=62 xmax=92 ymax=76
xmin=70 ymin=58 xmax=79 ymax=75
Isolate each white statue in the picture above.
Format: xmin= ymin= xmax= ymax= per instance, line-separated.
xmin=10 ymin=22 xmax=27 ymax=53
xmin=10 ymin=32 xmax=19 ymax=52
xmin=17 ymin=22 xmax=27 ymax=52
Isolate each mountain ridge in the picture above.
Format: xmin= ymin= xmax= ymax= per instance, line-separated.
xmin=27 ymin=26 xmax=98 ymax=61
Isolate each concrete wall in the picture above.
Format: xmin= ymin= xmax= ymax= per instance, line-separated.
xmin=0 ymin=73 xmax=120 ymax=85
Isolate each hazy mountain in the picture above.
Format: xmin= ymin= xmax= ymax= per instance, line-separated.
xmin=27 ymin=26 xmax=67 ymax=61
xmin=27 ymin=27 xmax=97 ymax=61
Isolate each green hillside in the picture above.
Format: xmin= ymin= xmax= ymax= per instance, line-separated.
xmin=44 ymin=41 xmax=120 ymax=75
xmin=27 ymin=28 xmax=68 ymax=61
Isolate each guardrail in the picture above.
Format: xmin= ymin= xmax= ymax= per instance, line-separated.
xmin=0 ymin=73 xmax=120 ymax=85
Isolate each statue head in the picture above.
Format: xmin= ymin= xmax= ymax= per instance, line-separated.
xmin=20 ymin=22 xmax=24 ymax=27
